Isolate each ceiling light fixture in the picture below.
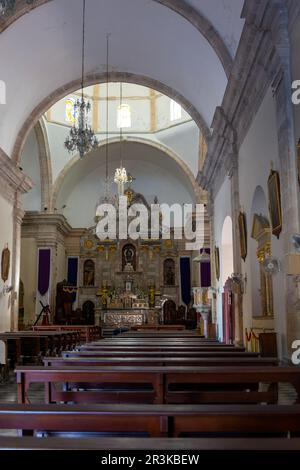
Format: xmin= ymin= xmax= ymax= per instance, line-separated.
xmin=64 ymin=0 xmax=98 ymax=158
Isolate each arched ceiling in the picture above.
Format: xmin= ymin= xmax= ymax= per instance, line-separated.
xmin=54 ymin=140 xmax=198 ymax=228
xmin=185 ymin=0 xmax=244 ymax=56
xmin=0 ymin=0 xmax=232 ymax=157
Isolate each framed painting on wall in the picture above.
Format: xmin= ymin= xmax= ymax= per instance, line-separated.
xmin=267 ymin=167 xmax=282 ymax=239
xmin=238 ymin=211 xmax=247 ymax=261
xmin=1 ymin=245 xmax=10 ymax=283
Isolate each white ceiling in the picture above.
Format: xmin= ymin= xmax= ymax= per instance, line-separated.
xmin=185 ymin=0 xmax=245 ymax=56
xmin=56 ymin=141 xmax=197 ymax=228
xmin=0 ymin=0 xmax=234 ymax=156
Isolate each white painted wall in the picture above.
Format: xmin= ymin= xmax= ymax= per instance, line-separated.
xmin=0 ymin=195 xmax=14 ymax=332
xmin=21 ymin=130 xmax=41 ymax=211
xmin=157 ymin=122 xmax=199 ymax=176
xmin=213 ymin=176 xmax=232 ymax=340
xmin=238 ymin=87 xmax=285 ymax=356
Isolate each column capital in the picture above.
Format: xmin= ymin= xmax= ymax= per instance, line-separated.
xmin=0 ymin=147 xmax=33 ymax=204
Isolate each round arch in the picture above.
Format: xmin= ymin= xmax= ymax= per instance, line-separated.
xmin=12 ymin=72 xmax=211 ymax=165
xmin=0 ymin=0 xmax=232 ymax=77
xmin=51 ymin=136 xmax=202 ymax=212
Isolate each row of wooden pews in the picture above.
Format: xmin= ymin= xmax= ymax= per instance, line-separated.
xmin=0 ymin=330 xmax=81 ymax=369
xmin=1 ymin=327 xmax=300 ymax=452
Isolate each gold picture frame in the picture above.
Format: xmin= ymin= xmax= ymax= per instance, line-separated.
xmin=268 ymin=168 xmax=282 ymax=239
xmin=214 ymin=246 xmax=220 ymax=281
xmin=238 ymin=211 xmax=247 ymax=261
xmin=1 ymin=245 xmax=10 ymax=283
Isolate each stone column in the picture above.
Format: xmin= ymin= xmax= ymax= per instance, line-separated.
xmin=199 ymin=308 xmax=210 ymax=338
xmin=10 ymin=196 xmax=25 ymax=331
xmin=271 ymin=6 xmax=300 ymax=358
xmin=227 ymin=155 xmax=243 ymax=346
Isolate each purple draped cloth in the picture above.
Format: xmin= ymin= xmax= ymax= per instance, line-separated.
xmin=38 ymin=249 xmax=51 ymax=296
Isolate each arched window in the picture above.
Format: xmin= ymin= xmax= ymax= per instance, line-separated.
xmin=65 ymin=98 xmax=77 ymax=124
xmin=117 ymin=104 xmax=131 ymax=128
xmin=170 ymin=99 xmax=182 ymax=121
xmin=83 ymin=259 xmax=95 ymax=286
xmin=164 ymin=258 xmax=175 ymax=286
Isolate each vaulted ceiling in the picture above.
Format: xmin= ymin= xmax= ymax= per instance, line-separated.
xmin=0 ymin=0 xmax=245 ymax=159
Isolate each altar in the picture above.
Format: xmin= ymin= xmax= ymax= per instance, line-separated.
xmin=70 ymin=188 xmax=198 ymax=323
xmin=95 ymin=308 xmax=159 ymax=327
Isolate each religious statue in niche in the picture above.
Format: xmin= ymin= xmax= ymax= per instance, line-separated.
xmin=122 ymin=244 xmax=136 ymax=271
xmin=163 ymin=258 xmax=175 ymax=286
xmin=1 ymin=244 xmax=10 ymax=283
xmin=83 ymin=259 xmax=95 ymax=286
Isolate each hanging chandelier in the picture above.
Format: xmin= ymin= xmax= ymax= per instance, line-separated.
xmin=114 ymin=82 xmax=128 ymax=195
xmin=0 ymin=0 xmax=34 ymax=16
xmin=64 ymin=0 xmax=98 ymax=158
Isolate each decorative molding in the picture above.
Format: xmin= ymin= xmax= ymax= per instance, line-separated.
xmin=21 ymin=212 xmax=72 ymax=247
xmin=0 ymin=147 xmax=33 ymax=204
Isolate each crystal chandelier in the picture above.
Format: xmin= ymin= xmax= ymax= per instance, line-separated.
xmin=114 ymin=82 xmax=128 ymax=195
xmin=64 ymin=0 xmax=98 ymax=158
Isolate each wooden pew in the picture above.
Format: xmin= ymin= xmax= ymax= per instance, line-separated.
xmin=80 ymin=345 xmax=246 ymax=352
xmin=15 ymin=365 xmax=300 ymax=405
xmin=33 ymin=325 xmax=101 ymax=343
xmin=0 ymin=331 xmax=80 ymax=367
xmin=63 ymin=350 xmax=260 ymax=358
xmin=131 ymin=325 xmax=186 ymax=331
xmin=1 ymin=436 xmax=300 ymax=451
xmin=1 ymin=403 xmax=300 ymax=438
xmin=43 ymin=356 xmax=279 ymax=368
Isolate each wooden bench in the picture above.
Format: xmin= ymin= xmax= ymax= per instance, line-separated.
xmin=44 ymin=356 xmax=279 ymax=368
xmin=131 ymin=325 xmax=186 ymax=331
xmin=63 ymin=350 xmax=260 ymax=358
xmin=33 ymin=326 xmax=101 ymax=343
xmin=1 ymin=403 xmax=300 ymax=437
xmin=0 ymin=331 xmax=80 ymax=366
xmin=80 ymin=345 xmax=246 ymax=352
xmin=0 ymin=436 xmax=300 ymax=451
xmin=15 ymin=365 xmax=300 ymax=405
